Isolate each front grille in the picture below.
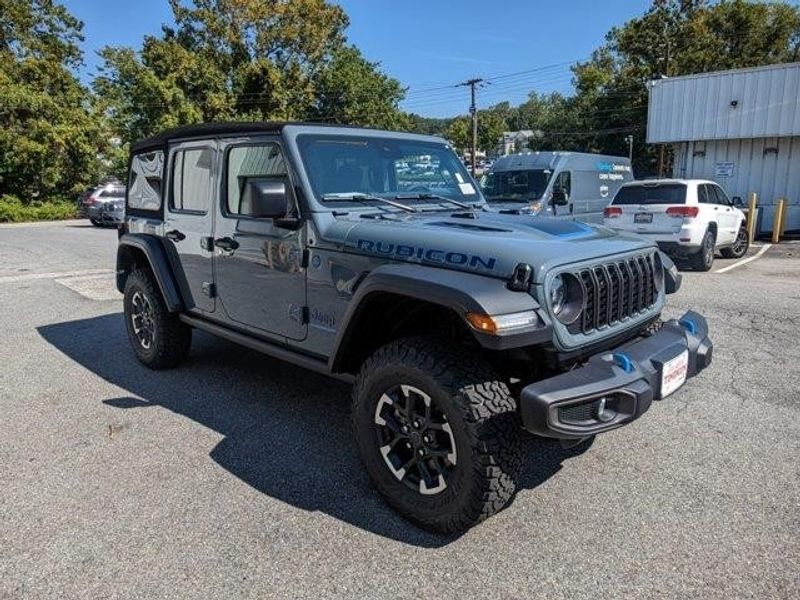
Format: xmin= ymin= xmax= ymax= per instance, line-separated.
xmin=568 ymin=253 xmax=658 ymax=335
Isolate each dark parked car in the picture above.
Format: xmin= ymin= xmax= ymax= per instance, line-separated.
xmin=78 ymin=183 xmax=126 ymax=226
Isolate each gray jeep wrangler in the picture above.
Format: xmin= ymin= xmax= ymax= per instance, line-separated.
xmin=117 ymin=122 xmax=713 ymax=532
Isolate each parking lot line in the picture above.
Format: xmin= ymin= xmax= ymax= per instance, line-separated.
xmin=0 ymin=268 xmax=114 ymax=285
xmin=715 ymin=244 xmax=772 ymax=274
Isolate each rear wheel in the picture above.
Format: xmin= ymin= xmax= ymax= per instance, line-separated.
xmin=123 ymin=268 xmax=191 ymax=369
xmin=690 ymin=228 xmax=716 ymax=271
xmin=721 ymin=227 xmax=749 ymax=259
xmin=352 ymin=337 xmax=522 ymax=533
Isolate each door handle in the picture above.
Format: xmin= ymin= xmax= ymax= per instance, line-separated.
xmin=165 ymin=229 xmax=186 ymax=242
xmin=214 ymin=237 xmax=239 ymax=251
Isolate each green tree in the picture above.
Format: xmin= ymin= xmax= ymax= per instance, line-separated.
xmin=96 ymin=0 xmax=407 ymax=143
xmin=0 ymin=0 xmax=106 ymax=198
xmin=311 ymin=45 xmax=409 ymax=129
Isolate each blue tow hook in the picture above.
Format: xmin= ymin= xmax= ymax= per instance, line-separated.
xmin=612 ymin=352 xmax=635 ymax=373
xmin=679 ymin=318 xmax=697 ymax=335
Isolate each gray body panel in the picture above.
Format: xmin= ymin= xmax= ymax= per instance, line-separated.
xmin=118 ymin=124 xmax=665 ymax=373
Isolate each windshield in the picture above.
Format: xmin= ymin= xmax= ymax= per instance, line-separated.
xmin=612 ymin=184 xmax=687 ymax=205
xmin=480 ymin=169 xmax=551 ymax=202
xmin=297 ymin=135 xmax=482 ymax=205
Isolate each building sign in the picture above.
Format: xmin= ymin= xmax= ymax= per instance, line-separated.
xmin=715 ymin=161 xmax=735 ymax=178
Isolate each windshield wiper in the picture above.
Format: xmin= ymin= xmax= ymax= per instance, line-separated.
xmin=394 ymin=193 xmax=481 ymax=211
xmin=322 ymin=192 xmax=418 ymax=213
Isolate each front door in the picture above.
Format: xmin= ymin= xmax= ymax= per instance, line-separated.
xmin=213 ymin=139 xmax=307 ymax=341
xmin=163 ymin=142 xmax=216 ymax=314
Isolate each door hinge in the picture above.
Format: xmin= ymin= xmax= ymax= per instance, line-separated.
xmin=301 ymin=248 xmax=310 ymax=269
xmin=201 ymin=282 xmax=216 ymax=298
xmin=302 ymin=306 xmax=310 ymax=324
xmin=200 ymin=236 xmax=214 ymax=251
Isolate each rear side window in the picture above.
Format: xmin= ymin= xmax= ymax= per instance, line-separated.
xmin=171 ymin=148 xmax=214 ymax=213
xmin=226 ymin=143 xmax=287 ymax=214
xmin=128 ymin=151 xmax=164 ymax=210
xmin=612 ymin=184 xmax=687 ymax=205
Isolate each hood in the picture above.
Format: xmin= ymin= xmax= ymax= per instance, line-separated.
xmin=321 ymin=209 xmax=655 ymax=284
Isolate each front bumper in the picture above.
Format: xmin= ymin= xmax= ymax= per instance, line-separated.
xmin=87 ymin=203 xmax=125 ymax=224
xmin=520 ymin=310 xmax=712 ymax=440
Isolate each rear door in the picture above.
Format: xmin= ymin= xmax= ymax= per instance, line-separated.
xmin=164 ymin=142 xmax=217 ymax=314
xmin=608 ymin=183 xmax=688 ymax=233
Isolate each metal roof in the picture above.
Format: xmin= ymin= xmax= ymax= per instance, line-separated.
xmin=647 ymin=62 xmax=800 ymax=143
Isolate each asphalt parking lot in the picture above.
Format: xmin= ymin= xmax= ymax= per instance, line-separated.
xmin=1 ymin=220 xmax=798 ymax=600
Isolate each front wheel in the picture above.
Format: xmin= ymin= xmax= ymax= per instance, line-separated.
xmin=352 ymin=337 xmax=522 ymax=533
xmin=721 ymin=227 xmax=749 ymax=259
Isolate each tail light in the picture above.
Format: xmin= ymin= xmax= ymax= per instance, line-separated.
xmin=666 ymin=206 xmax=699 ymax=218
xmin=604 ymin=206 xmax=622 ymax=218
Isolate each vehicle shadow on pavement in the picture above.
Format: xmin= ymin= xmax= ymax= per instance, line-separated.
xmin=38 ymin=313 xmax=591 ymax=548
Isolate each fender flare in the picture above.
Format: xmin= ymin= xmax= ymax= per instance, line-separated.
xmin=329 ymin=263 xmax=552 ymax=372
xmin=116 ymin=234 xmax=183 ymax=312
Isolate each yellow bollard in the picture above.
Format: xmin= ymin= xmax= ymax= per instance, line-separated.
xmin=746 ymin=192 xmax=758 ymax=243
xmin=778 ymin=198 xmax=789 ymax=238
xmin=771 ymin=199 xmax=785 ymax=243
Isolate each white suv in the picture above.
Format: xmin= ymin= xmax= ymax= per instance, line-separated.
xmin=603 ymin=179 xmax=748 ymax=271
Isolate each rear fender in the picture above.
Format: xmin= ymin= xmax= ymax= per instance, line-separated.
xmin=116 ymin=234 xmax=182 ymax=312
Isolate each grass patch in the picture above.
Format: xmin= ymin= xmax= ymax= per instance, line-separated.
xmin=0 ymin=195 xmax=77 ymax=223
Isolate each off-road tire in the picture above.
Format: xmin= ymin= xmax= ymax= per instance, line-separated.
xmin=123 ymin=268 xmax=191 ymax=369
xmin=352 ymin=337 xmax=523 ymax=533
xmin=690 ymin=228 xmax=716 ymax=271
xmin=721 ymin=227 xmax=749 ymax=259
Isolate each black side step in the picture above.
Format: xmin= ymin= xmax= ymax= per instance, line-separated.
xmin=179 ymin=314 xmax=353 ymax=383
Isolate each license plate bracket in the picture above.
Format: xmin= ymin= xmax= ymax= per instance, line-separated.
xmin=660 ymin=350 xmax=688 ymax=398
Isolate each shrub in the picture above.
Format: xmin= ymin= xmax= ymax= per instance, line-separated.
xmin=0 ymin=195 xmax=77 ymax=223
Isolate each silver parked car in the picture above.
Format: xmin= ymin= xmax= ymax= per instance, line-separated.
xmin=78 ymin=183 xmax=126 ymax=226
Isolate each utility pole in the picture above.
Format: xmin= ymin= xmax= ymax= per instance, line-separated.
xmin=625 ymin=134 xmax=634 ymax=162
xmin=457 ymin=78 xmax=485 ymax=177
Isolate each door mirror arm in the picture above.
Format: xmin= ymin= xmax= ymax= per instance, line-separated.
xmin=274 ymin=216 xmax=303 ymax=231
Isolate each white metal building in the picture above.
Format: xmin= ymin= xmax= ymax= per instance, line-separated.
xmin=647 ymin=62 xmax=800 ymax=233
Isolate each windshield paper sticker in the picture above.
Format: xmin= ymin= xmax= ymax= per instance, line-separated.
xmin=459 ymin=182 xmax=476 ymax=195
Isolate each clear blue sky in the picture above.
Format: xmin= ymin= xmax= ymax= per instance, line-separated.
xmin=63 ymin=0 xmax=652 ymax=118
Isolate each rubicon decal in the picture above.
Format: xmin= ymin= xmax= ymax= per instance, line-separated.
xmin=356 ymin=239 xmax=497 ymax=270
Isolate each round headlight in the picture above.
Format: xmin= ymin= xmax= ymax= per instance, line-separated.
xmin=550 ymin=275 xmax=566 ymax=315
xmin=653 ymin=252 xmax=664 ymax=293
xmin=549 ymin=273 xmax=585 ymax=325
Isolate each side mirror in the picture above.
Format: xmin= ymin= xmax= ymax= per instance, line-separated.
xmin=240 ymin=177 xmax=292 ymax=219
xmin=551 ymin=188 xmax=569 ymax=206
xmin=731 ymin=196 xmax=743 ymax=207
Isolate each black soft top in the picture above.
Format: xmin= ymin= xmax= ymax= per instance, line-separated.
xmin=130 ymin=121 xmax=375 ymax=153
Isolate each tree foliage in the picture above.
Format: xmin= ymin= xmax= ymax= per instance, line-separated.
xmin=0 ymin=0 xmax=107 ymax=198
xmin=95 ymin=0 xmax=408 ymax=143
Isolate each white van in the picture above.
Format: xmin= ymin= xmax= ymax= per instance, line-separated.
xmin=480 ymin=152 xmax=633 ymax=222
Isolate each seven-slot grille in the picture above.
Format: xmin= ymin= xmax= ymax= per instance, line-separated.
xmin=567 ymin=253 xmax=658 ymax=335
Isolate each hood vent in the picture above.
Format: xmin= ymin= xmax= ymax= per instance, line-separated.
xmin=428 ymin=221 xmax=510 ymax=233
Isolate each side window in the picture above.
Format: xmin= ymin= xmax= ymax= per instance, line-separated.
xmin=698 ymin=184 xmax=711 ymax=204
xmin=712 ymin=185 xmax=730 ymax=205
xmin=128 ymin=151 xmax=164 ymax=210
xmin=226 ymin=143 xmax=287 ymax=215
xmin=170 ymin=148 xmax=214 ymax=213
xmin=555 ymin=171 xmax=571 ymax=196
